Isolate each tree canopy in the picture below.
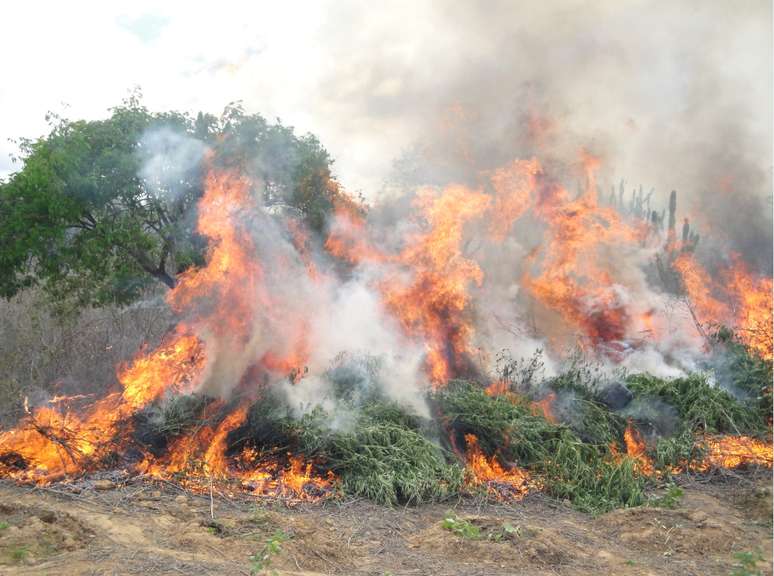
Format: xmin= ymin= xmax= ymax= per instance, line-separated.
xmin=0 ymin=94 xmax=344 ymax=308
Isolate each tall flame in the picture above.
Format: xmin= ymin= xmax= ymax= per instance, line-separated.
xmin=383 ymin=186 xmax=490 ymax=385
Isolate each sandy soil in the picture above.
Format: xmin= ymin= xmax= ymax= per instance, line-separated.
xmin=0 ymin=469 xmax=770 ymax=576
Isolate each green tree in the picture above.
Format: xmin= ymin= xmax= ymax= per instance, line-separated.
xmin=0 ymin=94 xmax=344 ymax=308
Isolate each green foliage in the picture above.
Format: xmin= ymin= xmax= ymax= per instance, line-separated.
xmin=315 ymin=421 xmax=463 ymax=506
xmin=441 ymin=512 xmax=481 ymax=539
xmin=730 ymin=550 xmax=764 ymax=576
xmin=0 ymin=94 xmax=343 ymax=309
xmin=539 ymin=431 xmax=646 ymax=514
xmin=711 ymin=327 xmax=773 ymax=424
xmin=546 ymin=356 xmax=612 ymax=397
xmin=569 ymin=395 xmax=627 ymax=446
xmin=441 ymin=513 xmax=523 ymax=542
xmin=543 ymin=359 xmax=627 ymax=445
xmin=240 ymin=397 xmax=462 ymax=506
xmin=489 ymin=522 xmax=520 ymax=542
xmin=625 ymin=373 xmax=763 ymax=434
xmin=0 ymin=522 xmax=8 ymax=530
xmin=434 ymin=380 xmax=645 ymax=514
xmin=138 ymin=393 xmax=209 ymax=437
xmin=650 ymin=429 xmax=703 ymax=472
xmin=9 ymin=545 xmax=28 ymax=563
xmin=647 ymin=482 xmax=684 ymax=509
xmin=435 ymin=380 xmax=563 ymax=466
xmin=249 ymin=530 xmax=289 ymax=575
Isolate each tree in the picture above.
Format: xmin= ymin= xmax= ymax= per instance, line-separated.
xmin=0 ymin=94 xmax=344 ymax=308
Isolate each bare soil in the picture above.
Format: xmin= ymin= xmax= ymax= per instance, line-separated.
xmin=0 ymin=469 xmax=770 ymax=576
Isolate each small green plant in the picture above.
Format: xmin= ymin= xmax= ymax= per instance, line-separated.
xmin=730 ymin=550 xmax=764 ymax=576
xmin=648 ymin=483 xmax=684 ymax=509
xmin=0 ymin=521 xmax=9 ymax=530
xmin=10 ymin=546 xmax=28 ymax=563
xmin=441 ymin=512 xmax=481 ymax=539
xmin=250 ymin=530 xmax=289 ymax=575
xmin=488 ymin=522 xmax=520 ymax=541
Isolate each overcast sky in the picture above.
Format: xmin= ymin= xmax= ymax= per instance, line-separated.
xmin=1 ymin=1 xmax=771 ymax=201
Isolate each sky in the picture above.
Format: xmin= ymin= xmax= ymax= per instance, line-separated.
xmin=0 ymin=1 xmax=771 ymax=204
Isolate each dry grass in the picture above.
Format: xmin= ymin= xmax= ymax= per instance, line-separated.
xmin=0 ymin=289 xmax=172 ymax=427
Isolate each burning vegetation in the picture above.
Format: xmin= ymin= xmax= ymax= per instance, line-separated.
xmin=0 ymin=117 xmax=771 ymax=513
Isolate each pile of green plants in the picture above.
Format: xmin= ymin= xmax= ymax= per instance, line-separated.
xmin=435 ymin=379 xmax=645 ymax=513
xmin=129 ymin=329 xmax=770 ymax=513
xmin=624 ymin=373 xmax=763 ymax=435
xmin=233 ymin=395 xmax=463 ymax=506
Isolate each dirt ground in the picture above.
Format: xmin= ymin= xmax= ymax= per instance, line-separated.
xmin=0 ymin=469 xmax=770 ymax=576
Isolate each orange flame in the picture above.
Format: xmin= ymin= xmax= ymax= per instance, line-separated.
xmin=382 ymin=186 xmax=490 ymax=385
xmin=463 ymin=434 xmax=532 ymax=499
xmin=622 ymin=422 xmax=655 ymax=475
xmin=530 ymin=392 xmax=557 ymax=424
xmin=696 ymin=435 xmax=773 ymax=471
xmin=522 ymin=156 xmax=643 ymax=353
xmin=674 ymin=252 xmax=773 ymax=360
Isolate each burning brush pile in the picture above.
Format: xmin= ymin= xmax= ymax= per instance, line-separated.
xmin=0 ymin=152 xmax=771 ymax=512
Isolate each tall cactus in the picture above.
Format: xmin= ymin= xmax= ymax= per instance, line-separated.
xmin=665 ymin=190 xmax=677 ymax=249
xmin=668 ymin=190 xmax=677 ymax=233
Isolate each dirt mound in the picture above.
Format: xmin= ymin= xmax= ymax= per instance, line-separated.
xmin=0 ymin=472 xmax=770 ymax=575
xmin=0 ymin=503 xmax=93 ymax=567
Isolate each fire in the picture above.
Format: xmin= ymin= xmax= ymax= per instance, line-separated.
xmin=324 ymin=205 xmax=385 ymax=264
xmin=608 ymin=422 xmax=655 ymax=476
xmin=724 ymin=257 xmax=773 ymax=361
xmin=382 ymin=186 xmax=490 ymax=385
xmin=521 ymin=156 xmax=643 ymax=353
xmin=674 ymin=252 xmax=773 ymax=360
xmin=672 ymin=253 xmax=730 ymax=326
xmin=530 ymin=392 xmax=557 ymax=424
xmin=485 ymin=380 xmax=509 ymax=397
xmin=622 ymin=422 xmax=654 ymax=475
xmin=119 ymin=332 xmax=205 ymax=409
xmin=0 ymin=147 xmax=771 ymax=505
xmin=0 ymin=168 xmax=325 ymax=497
xmin=696 ymin=435 xmax=773 ymax=471
xmin=463 ymin=434 xmax=532 ymax=499
xmin=0 ymin=332 xmax=206 ymax=484
xmin=487 ymin=158 xmax=540 ymax=241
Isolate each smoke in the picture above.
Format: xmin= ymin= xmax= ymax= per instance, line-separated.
xmin=309 ymin=1 xmax=771 ymax=272
xmin=130 ymin=1 xmax=771 ymax=429
xmin=138 ymin=126 xmax=208 ymax=201
xmin=135 ymin=128 xmax=433 ymax=418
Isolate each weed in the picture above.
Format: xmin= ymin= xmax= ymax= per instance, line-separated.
xmin=648 ymin=482 xmax=684 ymax=509
xmin=488 ymin=522 xmax=520 ymax=541
xmin=0 ymin=522 xmax=8 ymax=530
xmin=651 ymin=429 xmax=702 ymax=472
xmin=9 ymin=546 xmax=28 ymax=563
xmin=626 ymin=373 xmax=762 ymax=434
xmin=730 ymin=550 xmax=764 ymax=576
xmin=441 ymin=512 xmax=481 ymax=539
xmin=249 ymin=530 xmax=289 ymax=575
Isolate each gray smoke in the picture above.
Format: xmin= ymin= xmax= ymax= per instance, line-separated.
xmin=138 ymin=126 xmax=208 ymax=201
xmin=311 ymin=1 xmax=771 ymax=273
